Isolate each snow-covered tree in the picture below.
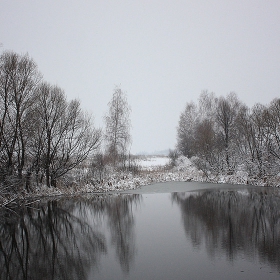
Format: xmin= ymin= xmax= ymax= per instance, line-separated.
xmin=104 ymin=87 xmax=131 ymax=166
xmin=176 ymin=102 xmax=198 ymax=157
xmin=216 ymin=92 xmax=242 ymax=173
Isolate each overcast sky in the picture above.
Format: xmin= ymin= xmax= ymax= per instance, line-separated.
xmin=1 ymin=0 xmax=280 ymax=154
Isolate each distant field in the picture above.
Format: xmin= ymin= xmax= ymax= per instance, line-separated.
xmin=137 ymin=156 xmax=170 ymax=168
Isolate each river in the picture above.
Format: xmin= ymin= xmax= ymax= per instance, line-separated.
xmin=0 ymin=182 xmax=280 ymax=279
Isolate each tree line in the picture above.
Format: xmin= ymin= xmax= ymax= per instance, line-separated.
xmin=0 ymin=51 xmax=131 ymax=191
xmin=176 ymin=91 xmax=280 ymax=179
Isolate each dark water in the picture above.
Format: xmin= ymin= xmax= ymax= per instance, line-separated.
xmin=1 ymin=182 xmax=280 ymax=279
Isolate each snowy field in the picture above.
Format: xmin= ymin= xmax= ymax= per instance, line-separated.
xmin=137 ymin=156 xmax=170 ymax=170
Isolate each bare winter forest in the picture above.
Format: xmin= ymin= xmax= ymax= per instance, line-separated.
xmin=175 ymin=91 xmax=280 ymax=181
xmin=0 ymin=51 xmax=133 ymax=199
xmin=0 ymin=50 xmax=280 ymax=204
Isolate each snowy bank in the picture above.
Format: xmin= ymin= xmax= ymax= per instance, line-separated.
xmin=1 ymin=156 xmax=279 ymax=205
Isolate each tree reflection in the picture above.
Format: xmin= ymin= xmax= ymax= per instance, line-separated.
xmin=0 ymin=198 xmax=107 ymax=280
xmin=172 ymin=188 xmax=280 ymax=270
xmin=0 ymin=193 xmax=141 ymax=279
xmin=105 ymin=194 xmax=140 ymax=274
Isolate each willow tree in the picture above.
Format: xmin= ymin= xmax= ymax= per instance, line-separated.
xmin=104 ymin=87 xmax=131 ymax=166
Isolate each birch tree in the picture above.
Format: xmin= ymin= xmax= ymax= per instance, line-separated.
xmin=104 ymin=87 xmax=131 ymax=166
xmin=176 ymin=102 xmax=197 ymax=157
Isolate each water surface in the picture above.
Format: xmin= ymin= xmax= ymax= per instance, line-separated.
xmin=1 ymin=182 xmax=280 ymax=279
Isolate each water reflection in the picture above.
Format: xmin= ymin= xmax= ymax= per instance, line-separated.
xmin=172 ymin=188 xmax=280 ymax=270
xmin=105 ymin=195 xmax=138 ymax=273
xmin=2 ymin=185 xmax=280 ymax=279
xmin=0 ymin=194 xmax=141 ymax=280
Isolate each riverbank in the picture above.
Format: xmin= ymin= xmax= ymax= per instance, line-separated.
xmin=1 ymin=169 xmax=279 ymax=205
xmin=1 ymin=156 xmax=279 ymax=205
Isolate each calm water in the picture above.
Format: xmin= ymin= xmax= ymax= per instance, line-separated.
xmin=1 ymin=182 xmax=280 ymax=279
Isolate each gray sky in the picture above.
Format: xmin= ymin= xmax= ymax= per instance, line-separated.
xmin=1 ymin=0 xmax=280 ymax=154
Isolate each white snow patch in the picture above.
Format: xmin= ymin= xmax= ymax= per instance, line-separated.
xmin=138 ymin=156 xmax=169 ymax=169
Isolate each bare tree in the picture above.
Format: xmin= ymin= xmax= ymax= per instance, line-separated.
xmin=248 ymin=104 xmax=272 ymax=177
xmin=236 ymin=105 xmax=256 ymax=174
xmin=264 ymin=98 xmax=280 ymax=164
xmin=33 ymin=83 xmax=101 ymax=187
xmin=104 ymin=87 xmax=131 ymax=166
xmin=216 ymin=92 xmax=241 ymax=173
xmin=198 ymin=90 xmax=218 ymax=121
xmin=194 ymin=120 xmax=217 ymax=159
xmin=0 ymin=51 xmax=41 ymax=187
xmin=176 ymin=91 xmax=279 ymax=180
xmin=176 ymin=102 xmax=198 ymax=157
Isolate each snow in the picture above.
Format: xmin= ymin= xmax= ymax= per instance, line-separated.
xmin=137 ymin=156 xmax=169 ymax=169
xmin=3 ymin=155 xmax=280 ymax=203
